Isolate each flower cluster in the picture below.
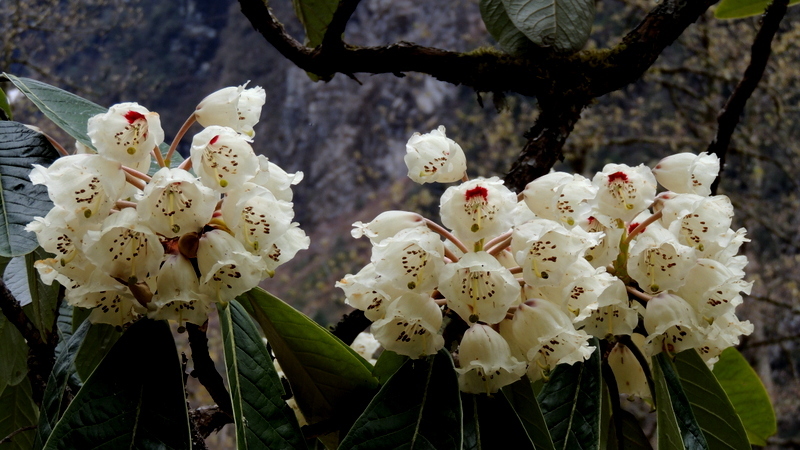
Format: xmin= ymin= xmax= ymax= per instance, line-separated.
xmin=338 ymin=126 xmax=752 ymax=395
xmin=27 ymin=84 xmax=308 ymax=327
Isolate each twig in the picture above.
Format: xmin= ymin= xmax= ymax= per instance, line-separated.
xmin=165 ymin=114 xmax=196 ymax=165
xmin=424 ymin=219 xmax=469 ymax=254
xmin=186 ymin=323 xmax=234 ymax=416
xmin=708 ymin=0 xmax=789 ymax=195
xmin=0 ymin=426 xmax=36 ymax=445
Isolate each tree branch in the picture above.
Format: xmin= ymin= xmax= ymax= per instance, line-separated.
xmin=186 ymin=323 xmax=234 ymax=417
xmin=708 ymin=0 xmax=789 ymax=195
xmin=190 ymin=405 xmax=233 ymax=439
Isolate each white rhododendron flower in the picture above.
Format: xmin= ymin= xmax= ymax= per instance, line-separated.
xmin=523 ymin=172 xmax=596 ymax=227
xmin=195 ymin=83 xmax=266 ymax=137
xmin=88 ymin=102 xmax=164 ymax=166
xmin=137 ymin=167 xmax=219 ymax=237
xmin=371 ymin=227 xmax=445 ymax=292
xmin=592 ymin=163 xmax=657 ymax=222
xmin=456 ymin=324 xmax=527 ymax=394
xmin=644 ymin=293 xmax=703 ymax=356
xmin=440 ymin=177 xmax=517 ymax=242
xmin=652 ymin=152 xmax=719 ymax=196
xmin=438 ymin=251 xmax=520 ymax=325
xmin=627 ymin=224 xmax=695 ymax=294
xmin=190 ymin=126 xmax=259 ymax=191
xmin=351 ymin=210 xmax=425 ymax=244
xmin=336 ymin=263 xmax=405 ymax=321
xmin=28 ymin=89 xmax=307 ymax=327
xmin=30 ymin=154 xmax=126 ymax=221
xmin=371 ymin=293 xmax=444 ymax=358
xmin=404 ymin=125 xmax=467 ymax=184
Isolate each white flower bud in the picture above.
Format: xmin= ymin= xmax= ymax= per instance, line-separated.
xmin=351 ymin=210 xmax=425 ymax=244
xmin=652 ymin=152 xmax=719 ymax=196
xmin=456 ymin=324 xmax=527 ymax=394
xmin=195 ymin=83 xmax=266 ymax=137
xmin=404 ymin=125 xmax=467 ymax=184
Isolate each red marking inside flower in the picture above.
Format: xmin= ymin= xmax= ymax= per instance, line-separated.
xmin=465 ymin=186 xmax=489 ymax=202
xmin=628 ymin=222 xmax=645 ymax=234
xmin=124 ymin=111 xmax=146 ymax=124
xmin=608 ymin=171 xmax=629 ymax=183
xmin=588 ymin=216 xmax=596 ymax=224
xmin=209 ymin=135 xmax=219 ymax=145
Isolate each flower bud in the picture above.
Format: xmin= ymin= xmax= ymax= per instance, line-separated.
xmin=457 ymin=324 xmax=526 ymax=394
xmin=404 ymin=125 xmax=467 ymax=184
xmin=652 ymin=152 xmax=719 ymax=196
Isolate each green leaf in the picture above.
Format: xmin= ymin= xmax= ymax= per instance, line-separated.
xmin=462 ymin=391 xmax=535 ymax=450
xmin=502 ymin=377 xmax=556 ymax=450
xmin=0 ymin=121 xmax=59 ymax=257
xmin=0 ymin=86 xmax=11 ymax=120
xmin=538 ymin=341 xmax=602 ymax=450
xmin=479 ymin=0 xmax=537 ymax=56
xmin=672 ymin=350 xmax=750 ymax=450
xmin=712 ymin=348 xmax=776 ymax=446
xmin=3 ymin=74 xmax=105 ymax=150
xmin=34 ymin=319 xmax=91 ymax=448
xmin=372 ymin=350 xmax=408 ymax=385
xmin=715 ymin=0 xmax=800 ymax=19
xmin=43 ymin=319 xmax=190 ymax=450
xmin=73 ymin=322 xmax=122 ymax=381
xmin=2 ymin=74 xmax=178 ymax=172
xmin=237 ymin=287 xmax=378 ymax=427
xmin=652 ymin=354 xmax=708 ymax=450
xmin=4 ymin=250 xmax=60 ymax=336
xmin=0 ymin=312 xmax=28 ymax=391
xmin=500 ymin=0 xmax=595 ymax=52
xmin=218 ymin=301 xmax=308 ymax=450
xmin=0 ymin=378 xmax=38 ymax=450
xmin=606 ymin=409 xmax=653 ymax=450
xmin=338 ymin=349 xmax=461 ymax=450
xmin=291 ymin=0 xmax=338 ymax=48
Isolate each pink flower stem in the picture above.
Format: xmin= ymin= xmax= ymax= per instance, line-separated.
xmin=165 ymin=113 xmax=196 ymax=165
xmin=443 ymin=247 xmax=460 ymax=263
xmin=123 ymin=171 xmax=146 ymax=190
xmin=115 ymin=200 xmax=137 ymax=209
xmin=43 ymin=132 xmax=70 ymax=157
xmin=425 ymin=219 xmax=469 ymax=254
xmin=151 ymin=144 xmax=167 ymax=168
xmin=626 ymin=286 xmax=653 ymax=302
xmin=122 ymin=165 xmax=152 ymax=183
xmin=177 ymin=157 xmax=193 ymax=171
xmin=487 ymin=235 xmax=513 ymax=257
xmin=623 ymin=210 xmax=663 ymax=246
xmin=484 ymin=230 xmax=513 ymax=250
xmin=509 ymin=266 xmax=522 ymax=274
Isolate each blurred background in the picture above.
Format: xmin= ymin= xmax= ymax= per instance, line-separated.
xmin=3 ymin=0 xmax=800 ymax=447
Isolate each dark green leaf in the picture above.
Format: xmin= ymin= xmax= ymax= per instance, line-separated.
xmin=503 ymin=377 xmax=556 ymax=450
xmin=0 ymin=122 xmax=58 ymax=257
xmin=339 ymin=350 xmax=461 ymax=450
xmin=34 ymin=319 xmax=91 ymax=448
xmin=291 ymin=0 xmax=338 ymax=48
xmin=712 ymin=348 xmax=775 ymax=445
xmin=73 ymin=322 xmax=122 ymax=381
xmin=71 ymin=307 xmax=90 ymax=334
xmin=43 ymin=319 xmax=190 ymax=450
xmin=219 ymin=301 xmax=307 ymax=450
xmin=715 ymin=0 xmax=800 ymax=19
xmin=372 ymin=350 xmax=408 ymax=385
xmin=672 ymin=350 xmax=750 ymax=450
xmin=0 ymin=378 xmax=38 ymax=450
xmin=500 ymin=0 xmax=595 ymax=52
xmin=653 ymin=354 xmax=708 ymax=450
xmin=480 ymin=0 xmax=537 ymax=56
xmin=237 ymin=287 xmax=377 ymax=427
xmin=0 ymin=87 xmax=11 ymax=120
xmin=606 ymin=409 xmax=653 ymax=450
xmin=538 ymin=341 xmax=602 ymax=450
xmin=0 ymin=312 xmax=28 ymax=390
xmin=462 ymin=391 xmax=535 ymax=450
